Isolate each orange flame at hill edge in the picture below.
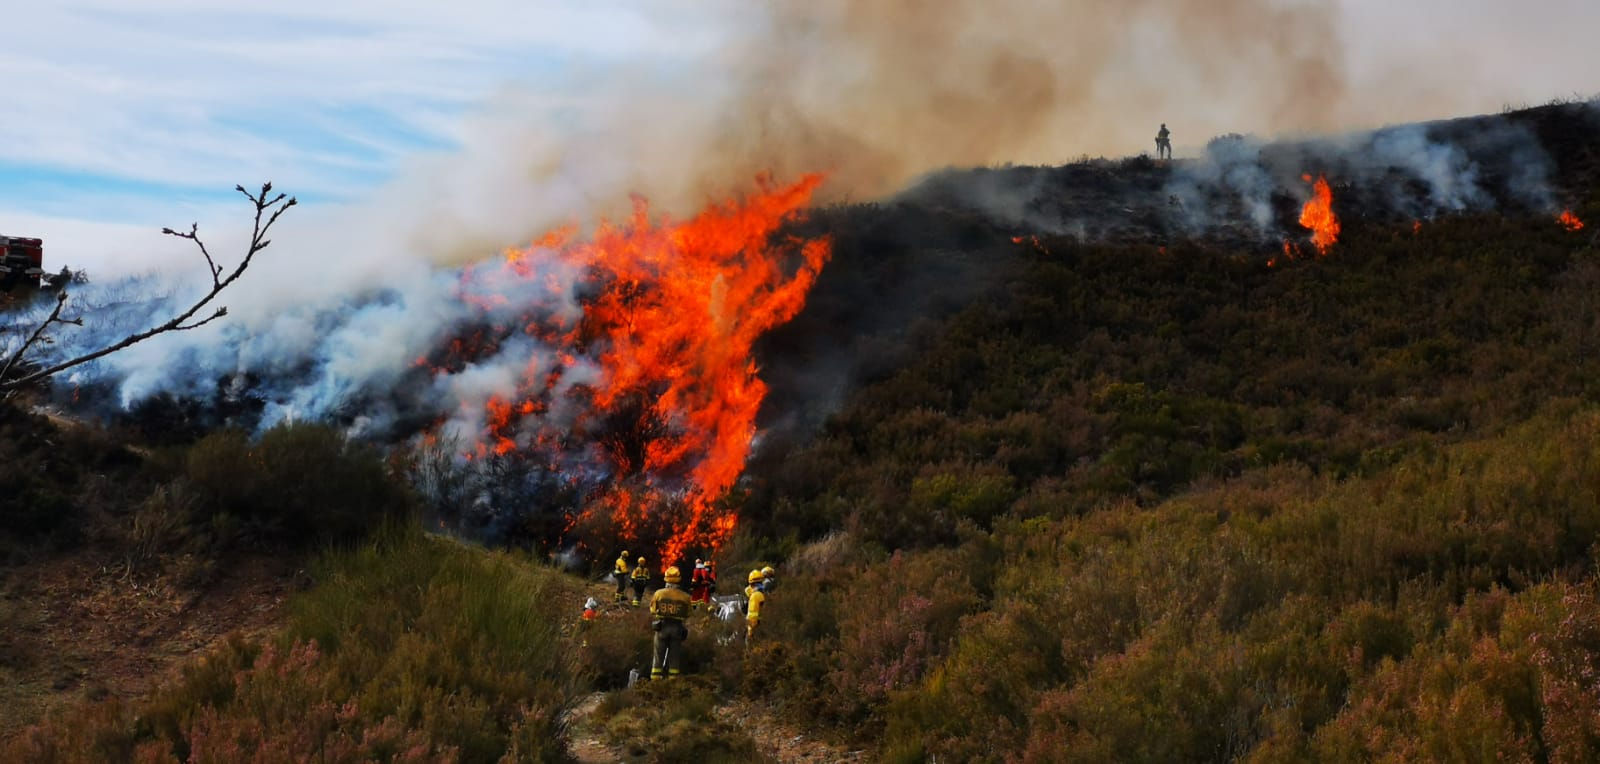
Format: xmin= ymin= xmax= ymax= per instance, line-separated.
xmin=437 ymin=174 xmax=831 ymax=566
xmin=1299 ymin=175 xmax=1340 ymax=256
xmin=1558 ymin=209 xmax=1585 ymax=231
xmin=1270 ymin=239 xmax=1303 ymax=268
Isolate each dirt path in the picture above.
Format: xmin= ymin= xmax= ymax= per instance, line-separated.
xmin=565 ymin=692 xmax=627 ymax=764
xmin=0 ymin=551 xmax=297 ymax=738
xmin=714 ymin=699 xmax=867 ymax=763
xmin=562 ymin=689 xmax=864 ymax=764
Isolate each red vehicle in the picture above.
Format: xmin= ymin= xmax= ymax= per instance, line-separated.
xmin=0 ymin=235 xmax=44 ymax=287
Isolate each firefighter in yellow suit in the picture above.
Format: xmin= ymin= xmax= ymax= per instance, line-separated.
xmin=613 ymin=551 xmax=630 ymax=603
xmin=630 ymin=556 xmax=650 ymax=606
xmin=649 ymin=566 xmax=693 ymax=680
xmin=744 ymin=569 xmax=767 ymax=641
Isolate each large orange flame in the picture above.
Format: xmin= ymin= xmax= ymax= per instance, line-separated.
xmin=1558 ymin=209 xmax=1585 ymax=232
xmin=1298 ymin=174 xmax=1340 ymax=256
xmin=438 ymin=174 xmax=830 ymax=566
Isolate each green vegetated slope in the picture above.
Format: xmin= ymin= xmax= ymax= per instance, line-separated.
xmin=726 ymin=208 xmax=1600 ymax=760
xmin=0 ymin=421 xmax=775 ymax=760
xmin=718 ymin=121 xmax=1600 ymax=757
xmin=745 ymin=210 xmax=1600 ymax=548
xmin=5 ymin=526 xmax=587 ymax=763
xmin=6 ymin=102 xmax=1600 ymax=762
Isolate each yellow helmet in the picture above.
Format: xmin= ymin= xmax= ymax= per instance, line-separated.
xmin=619 ymin=550 xmax=628 ymax=559
xmin=637 ymin=556 xmax=646 ymax=564
xmin=664 ymin=566 xmax=681 ymax=583
xmin=748 ymin=569 xmax=765 ymax=584
xmin=761 ymin=566 xmax=776 ymax=578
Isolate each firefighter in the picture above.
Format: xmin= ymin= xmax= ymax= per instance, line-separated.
xmin=689 ymin=559 xmax=709 ymax=609
xmin=646 ymin=562 xmax=691 ymax=677
xmin=580 ymin=596 xmax=599 ymax=647
xmin=649 ymin=565 xmax=693 ymax=679
xmin=760 ymin=565 xmax=777 ymax=593
xmin=744 ymin=568 xmax=767 ymax=641
xmin=630 ymin=555 xmax=650 ymax=606
xmin=1156 ymin=123 xmax=1172 ymax=160
xmin=613 ymin=551 xmax=631 ymax=603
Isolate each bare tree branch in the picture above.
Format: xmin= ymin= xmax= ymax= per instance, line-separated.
xmin=0 ymin=183 xmax=294 ymax=390
xmin=0 ymin=290 xmax=78 ymax=386
xmin=163 ymin=222 xmax=223 ymax=287
xmin=174 ymin=307 xmax=227 ymax=332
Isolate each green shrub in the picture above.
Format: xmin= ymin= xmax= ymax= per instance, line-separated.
xmin=184 ymin=424 xmax=414 ymax=549
xmin=5 ymin=530 xmax=585 ymax=763
xmin=0 ymin=402 xmax=144 ymax=546
xmin=870 ymin=405 xmax=1600 ymax=760
xmin=577 ymin=605 xmax=656 ymax=690
xmin=824 ymin=548 xmax=980 ymax=728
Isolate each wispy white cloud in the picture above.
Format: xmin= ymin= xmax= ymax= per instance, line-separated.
xmin=0 ymin=1 xmax=729 ymax=269
xmin=0 ymin=2 xmax=717 ymax=186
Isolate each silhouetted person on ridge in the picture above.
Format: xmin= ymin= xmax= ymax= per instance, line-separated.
xmin=1156 ymin=123 xmax=1172 ymax=160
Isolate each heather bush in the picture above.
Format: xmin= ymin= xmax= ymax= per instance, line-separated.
xmin=576 ymin=602 xmax=655 ymax=689
xmin=0 ymin=402 xmax=145 ymax=547
xmin=869 ymin=405 xmax=1600 ymax=761
xmin=1530 ymin=584 xmax=1600 ymax=762
xmin=286 ymin=531 xmax=582 ymax=761
xmin=0 ymin=697 xmax=147 ymax=763
xmin=1308 ymin=586 xmax=1558 ymax=761
xmin=1017 ymin=617 xmax=1261 ymax=763
xmin=824 ymin=548 xmax=980 ymax=726
xmin=906 ymin=462 xmax=1016 ymax=530
xmin=163 ymin=640 xmax=452 ymax=764
xmin=882 ymin=604 xmax=1053 ymax=763
xmin=184 ymin=423 xmax=415 ymax=549
xmin=5 ymin=529 xmax=584 ymax=763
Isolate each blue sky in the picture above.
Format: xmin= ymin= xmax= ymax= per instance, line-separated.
xmin=0 ymin=1 xmax=724 ymax=273
xmin=1 ymin=0 xmax=1595 ymax=277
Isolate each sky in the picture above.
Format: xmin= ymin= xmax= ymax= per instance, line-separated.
xmin=0 ymin=1 xmax=729 ymax=276
xmin=1 ymin=0 xmax=1595 ymax=278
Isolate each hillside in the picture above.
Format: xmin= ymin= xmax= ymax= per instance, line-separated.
xmin=3 ymin=100 xmax=1600 ymax=762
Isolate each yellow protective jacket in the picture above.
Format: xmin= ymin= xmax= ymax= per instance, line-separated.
xmin=631 ymin=565 xmax=650 ymax=582
xmin=650 ymin=585 xmax=693 ymax=621
xmin=744 ymin=586 xmax=766 ymax=621
xmin=615 ymin=557 xmax=630 ymax=576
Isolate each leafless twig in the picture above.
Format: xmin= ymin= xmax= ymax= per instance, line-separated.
xmin=0 ymin=183 xmax=295 ymax=391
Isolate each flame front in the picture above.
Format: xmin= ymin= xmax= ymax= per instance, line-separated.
xmin=432 ymin=174 xmax=830 ymax=566
xmin=1299 ymin=175 xmax=1340 ymax=255
xmin=1558 ymin=209 xmax=1585 ymax=231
